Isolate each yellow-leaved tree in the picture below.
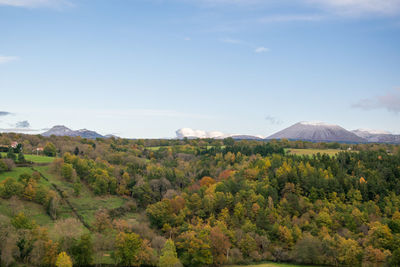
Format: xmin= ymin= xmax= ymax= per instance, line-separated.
xmin=56 ymin=252 xmax=72 ymax=267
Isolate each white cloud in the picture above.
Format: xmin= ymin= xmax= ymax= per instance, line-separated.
xmin=0 ymin=55 xmax=18 ymax=64
xmin=254 ymin=46 xmax=269 ymax=53
xmin=0 ymin=0 xmax=71 ymax=8
xmin=265 ymin=115 xmax=282 ymax=125
xmin=176 ymin=128 xmax=228 ymax=139
xmin=176 ymin=128 xmax=266 ymax=139
xmin=16 ymin=120 xmax=30 ymax=128
xmin=0 ymin=111 xmax=12 ymax=116
xmin=352 ymin=89 xmax=400 ymax=113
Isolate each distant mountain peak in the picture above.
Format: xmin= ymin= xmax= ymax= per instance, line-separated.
xmin=42 ymin=125 xmax=104 ymax=139
xmin=353 ymin=129 xmax=391 ymax=135
xmin=299 ymin=121 xmax=339 ymax=127
xmin=267 ymin=121 xmax=366 ymax=143
xmin=352 ymin=129 xmax=399 ymax=143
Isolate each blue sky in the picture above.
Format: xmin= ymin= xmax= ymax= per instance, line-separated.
xmin=0 ymin=0 xmax=400 ymax=138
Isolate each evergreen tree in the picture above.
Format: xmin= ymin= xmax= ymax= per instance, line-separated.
xmin=7 ymin=147 xmax=16 ymax=161
xmin=159 ymin=239 xmax=182 ymax=267
xmin=74 ymin=146 xmax=80 ymax=156
xmin=70 ymin=234 xmax=93 ymax=266
xmin=17 ymin=151 xmax=25 ymax=163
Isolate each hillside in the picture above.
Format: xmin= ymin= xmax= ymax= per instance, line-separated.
xmin=1 ymin=134 xmax=400 ymax=267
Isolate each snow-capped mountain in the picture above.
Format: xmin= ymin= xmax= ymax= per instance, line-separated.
xmin=42 ymin=125 xmax=104 ymax=139
xmin=267 ymin=122 xmax=366 ymax=143
xmin=41 ymin=125 xmax=76 ymax=137
xmin=352 ymin=129 xmax=400 ymax=144
xmin=175 ymin=128 xmax=264 ymax=140
xmin=352 ymin=129 xmax=391 ymax=138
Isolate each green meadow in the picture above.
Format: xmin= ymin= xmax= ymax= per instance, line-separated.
xmin=285 ymin=148 xmax=346 ymax=156
xmin=1 ymin=152 xmax=55 ymax=163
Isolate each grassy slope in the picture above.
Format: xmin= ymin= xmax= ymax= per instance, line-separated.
xmin=24 ymin=154 xmax=55 ymax=163
xmin=34 ymin=165 xmax=128 ymax=225
xmin=0 ymin=167 xmax=34 ymax=182
xmin=1 ymin=152 xmax=55 ymax=163
xmin=1 ymin=164 xmax=133 ymax=264
xmin=227 ymin=263 xmax=320 ymax=267
xmin=0 ymin=198 xmax=54 ymax=226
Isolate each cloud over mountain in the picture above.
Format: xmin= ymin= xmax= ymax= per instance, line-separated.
xmin=176 ymin=128 xmax=228 ymax=139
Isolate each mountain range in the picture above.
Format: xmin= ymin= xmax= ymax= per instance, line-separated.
xmin=39 ymin=123 xmax=400 ymax=143
xmin=42 ymin=125 xmax=105 ymax=139
xmin=266 ymin=122 xmax=366 ymax=143
xmin=177 ymin=122 xmax=400 ymax=144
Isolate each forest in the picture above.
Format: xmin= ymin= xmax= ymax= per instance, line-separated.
xmin=0 ymin=133 xmax=400 ymax=267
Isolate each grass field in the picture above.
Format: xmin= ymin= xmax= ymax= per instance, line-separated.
xmin=146 ymin=145 xmax=225 ymax=151
xmin=285 ymin=148 xmax=346 ymax=156
xmin=1 ymin=152 xmax=55 ymax=163
xmin=0 ymin=198 xmax=54 ymax=226
xmin=24 ymin=154 xmax=55 ymax=163
xmin=0 ymin=166 xmax=34 ymax=182
xmin=227 ymin=263 xmax=320 ymax=267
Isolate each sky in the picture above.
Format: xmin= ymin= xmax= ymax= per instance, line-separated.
xmin=0 ymin=0 xmax=400 ymax=138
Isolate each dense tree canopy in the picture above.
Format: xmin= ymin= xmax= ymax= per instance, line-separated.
xmin=0 ymin=133 xmax=400 ymax=266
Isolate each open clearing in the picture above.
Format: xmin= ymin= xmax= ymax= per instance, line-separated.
xmin=227 ymin=262 xmax=319 ymax=267
xmin=1 ymin=152 xmax=55 ymax=163
xmin=0 ymin=166 xmax=34 ymax=182
xmin=285 ymin=148 xmax=347 ymax=156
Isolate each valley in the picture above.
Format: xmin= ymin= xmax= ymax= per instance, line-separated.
xmin=1 ymin=133 xmax=399 ymax=266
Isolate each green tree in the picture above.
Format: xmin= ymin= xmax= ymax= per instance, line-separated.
xmin=223 ymin=137 xmax=234 ymax=146
xmin=159 ymin=239 xmax=182 ymax=267
xmin=44 ymin=142 xmax=57 ymax=157
xmin=0 ymin=159 xmax=8 ymax=173
xmin=293 ymin=233 xmax=324 ymax=265
xmin=74 ymin=146 xmax=80 ymax=156
xmin=113 ymin=232 xmax=143 ymax=266
xmin=17 ymin=151 xmax=25 ymax=163
xmin=73 ymin=182 xmax=82 ymax=196
xmin=11 ymin=212 xmax=35 ymax=229
xmin=0 ymin=177 xmax=24 ymax=198
xmin=337 ymin=236 xmax=362 ymax=266
xmin=238 ymin=234 xmax=257 ymax=257
xmin=61 ymin=163 xmax=75 ymax=181
xmin=6 ymin=147 xmax=16 ymax=161
xmin=390 ymin=248 xmax=400 ymax=266
xmin=70 ymin=234 xmax=93 ymax=266
xmin=176 ymin=230 xmax=213 ymax=267
xmin=367 ymin=221 xmax=393 ymax=250
xmin=146 ymin=199 xmax=174 ymax=228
